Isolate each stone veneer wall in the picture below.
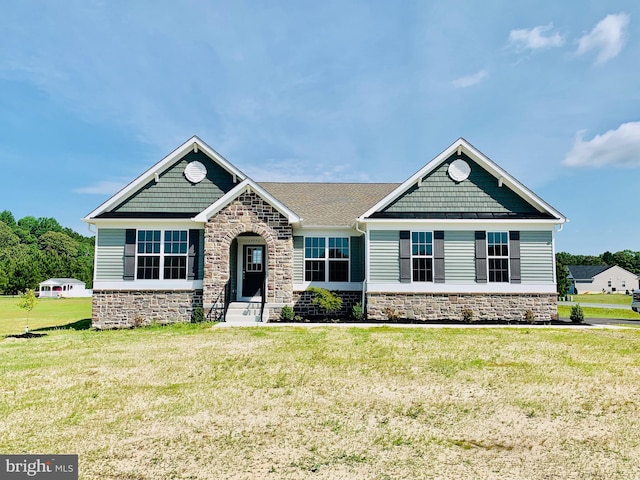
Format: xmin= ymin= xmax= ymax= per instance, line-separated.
xmin=291 ymin=290 xmax=362 ymax=319
xmin=366 ymin=293 xmax=558 ymax=322
xmin=92 ymin=290 xmax=203 ymax=329
xmin=203 ymin=191 xmax=294 ymax=314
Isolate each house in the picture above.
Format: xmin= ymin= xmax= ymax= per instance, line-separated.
xmin=567 ymin=265 xmax=639 ymax=294
xmin=38 ymin=278 xmax=92 ymax=298
xmin=83 ymin=136 xmax=567 ymax=328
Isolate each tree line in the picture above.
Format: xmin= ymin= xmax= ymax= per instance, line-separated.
xmin=0 ymin=210 xmax=94 ymax=294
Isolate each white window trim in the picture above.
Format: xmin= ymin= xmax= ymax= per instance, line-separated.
xmin=135 ymin=229 xmax=189 ymax=281
xmin=411 ymin=230 xmax=434 ymax=283
xmin=487 ymin=231 xmax=510 ymax=283
xmin=304 ymin=236 xmax=351 ymax=283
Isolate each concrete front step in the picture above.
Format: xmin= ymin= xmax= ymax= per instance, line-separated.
xmin=225 ymin=302 xmax=264 ymax=323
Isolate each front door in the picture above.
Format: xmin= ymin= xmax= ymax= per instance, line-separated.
xmin=242 ymin=245 xmax=265 ymax=298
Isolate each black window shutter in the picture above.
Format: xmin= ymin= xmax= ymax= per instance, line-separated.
xmin=434 ymin=230 xmax=445 ymax=283
xmin=475 ymin=231 xmax=487 ymax=283
xmin=509 ymin=231 xmax=521 ymax=284
xmin=124 ymin=229 xmax=136 ymax=281
xmin=350 ymin=235 xmax=365 ymax=282
xmin=399 ymin=230 xmax=411 ymax=283
xmin=188 ymin=229 xmax=200 ymax=280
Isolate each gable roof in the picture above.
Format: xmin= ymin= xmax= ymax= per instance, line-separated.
xmin=359 ymin=138 xmax=567 ymax=223
xmin=567 ymin=265 xmax=640 ymax=281
xmin=193 ymin=179 xmax=301 ymax=224
xmin=567 ymin=265 xmax=613 ymax=280
xmin=84 ymin=136 xmax=247 ymax=221
xmin=258 ymin=183 xmax=399 ymax=227
xmin=39 ymin=278 xmax=86 ymax=286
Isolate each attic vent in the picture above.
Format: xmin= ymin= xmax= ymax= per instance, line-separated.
xmin=448 ymin=159 xmax=471 ymax=182
xmin=184 ymin=161 xmax=207 ymax=184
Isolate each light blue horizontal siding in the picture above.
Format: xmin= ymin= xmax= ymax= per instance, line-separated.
xmin=369 ymin=230 xmax=399 ymax=282
xmin=444 ymin=231 xmax=475 ymax=282
xmin=521 ymin=231 xmax=554 ymax=283
xmin=95 ymin=228 xmax=125 ymax=280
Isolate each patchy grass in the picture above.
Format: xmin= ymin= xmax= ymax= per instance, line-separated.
xmin=0 ymin=296 xmax=92 ymax=336
xmin=558 ymin=305 xmax=640 ymax=321
xmin=570 ymin=294 xmax=633 ymax=306
xmin=2 ymin=322 xmax=640 ymax=479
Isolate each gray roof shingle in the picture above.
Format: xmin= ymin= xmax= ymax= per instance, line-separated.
xmin=258 ymin=182 xmax=400 ymax=227
xmin=567 ymin=265 xmax=612 ymax=280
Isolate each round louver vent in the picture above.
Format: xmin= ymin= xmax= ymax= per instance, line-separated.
xmin=448 ymin=159 xmax=471 ymax=182
xmin=184 ymin=161 xmax=207 ymax=183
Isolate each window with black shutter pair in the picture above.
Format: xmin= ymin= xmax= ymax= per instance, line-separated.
xmin=399 ymin=231 xmax=444 ymax=283
xmin=475 ymin=231 xmax=521 ymax=283
xmin=124 ymin=229 xmax=200 ymax=281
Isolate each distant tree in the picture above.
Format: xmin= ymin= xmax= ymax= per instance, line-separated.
xmin=0 ymin=210 xmax=16 ymax=228
xmin=556 ymin=264 xmax=570 ymax=297
xmin=0 ymin=221 xmax=20 ymax=248
xmin=39 ymin=231 xmax=78 ymax=257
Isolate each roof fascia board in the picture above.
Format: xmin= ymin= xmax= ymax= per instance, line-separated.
xmin=84 ymin=136 xmax=247 ymax=220
xmin=193 ymin=178 xmax=300 ymax=223
xmin=358 ymin=138 xmax=567 ymax=223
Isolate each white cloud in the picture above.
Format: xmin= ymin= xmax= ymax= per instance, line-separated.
xmin=451 ymin=70 xmax=489 ymax=89
xmin=74 ymin=180 xmax=128 ymax=195
xmin=577 ymin=13 xmax=630 ymax=64
xmin=508 ymin=24 xmax=565 ymax=51
xmin=563 ymin=122 xmax=640 ymax=168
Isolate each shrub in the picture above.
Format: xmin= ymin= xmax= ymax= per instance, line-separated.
xmin=192 ymin=306 xmax=205 ymax=323
xmin=383 ymin=307 xmax=399 ymax=322
xmin=279 ymin=305 xmax=295 ymax=321
xmin=570 ymin=304 xmax=585 ymax=323
xmin=524 ymin=309 xmax=536 ymax=324
xmin=308 ymin=287 xmax=342 ymax=318
xmin=352 ymin=302 xmax=365 ymax=321
xmin=462 ymin=308 xmax=474 ymax=323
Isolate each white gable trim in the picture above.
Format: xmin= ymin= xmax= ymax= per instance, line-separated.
xmin=358 ymin=138 xmax=567 ymax=223
xmin=83 ymin=136 xmax=247 ymax=221
xmin=193 ymin=178 xmax=301 ymax=224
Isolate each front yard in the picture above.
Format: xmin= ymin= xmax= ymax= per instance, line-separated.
xmin=2 ymin=307 xmax=640 ymax=479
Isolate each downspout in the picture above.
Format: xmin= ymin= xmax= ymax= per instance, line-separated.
xmin=354 ymin=220 xmax=367 ymax=310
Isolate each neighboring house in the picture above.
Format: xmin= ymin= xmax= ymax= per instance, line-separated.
xmin=83 ymin=136 xmax=567 ymax=328
xmin=38 ymin=278 xmax=92 ymax=298
xmin=567 ymin=265 xmax=640 ymax=294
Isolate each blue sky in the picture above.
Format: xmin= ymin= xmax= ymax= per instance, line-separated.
xmin=1 ymin=1 xmax=639 ymax=254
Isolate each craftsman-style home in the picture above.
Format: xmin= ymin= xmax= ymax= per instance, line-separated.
xmin=84 ymin=136 xmax=566 ymax=327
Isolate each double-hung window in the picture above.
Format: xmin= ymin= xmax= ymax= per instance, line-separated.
xmin=304 ymin=237 xmax=349 ymax=282
xmin=163 ymin=230 xmax=188 ymax=279
xmin=412 ymin=231 xmax=433 ymax=282
xmin=136 ymin=229 xmax=188 ymax=280
xmin=487 ymin=231 xmax=509 ymax=282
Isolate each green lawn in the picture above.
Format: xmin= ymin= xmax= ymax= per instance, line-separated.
xmin=558 ymin=305 xmax=640 ymax=320
xmin=0 ymin=295 xmax=92 ymax=336
xmin=2 ymin=315 xmax=640 ymax=479
xmin=569 ymin=293 xmax=634 ymax=306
